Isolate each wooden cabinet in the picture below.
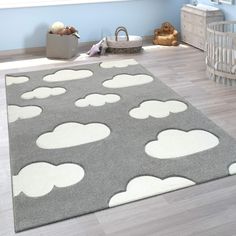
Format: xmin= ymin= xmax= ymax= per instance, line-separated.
xmin=181 ymin=4 xmax=224 ymax=50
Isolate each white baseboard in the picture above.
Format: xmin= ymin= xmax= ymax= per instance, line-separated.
xmin=0 ymin=47 xmax=45 ymax=57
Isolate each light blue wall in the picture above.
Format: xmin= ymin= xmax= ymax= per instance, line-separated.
xmin=190 ymin=0 xmax=236 ymax=20
xmin=0 ymin=0 xmax=188 ymax=51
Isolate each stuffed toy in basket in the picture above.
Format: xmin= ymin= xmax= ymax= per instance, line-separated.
xmin=106 ymin=26 xmax=143 ymax=53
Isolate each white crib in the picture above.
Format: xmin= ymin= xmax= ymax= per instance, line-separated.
xmin=206 ymin=21 xmax=236 ymax=85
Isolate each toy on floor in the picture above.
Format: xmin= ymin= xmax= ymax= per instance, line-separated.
xmin=49 ymin=22 xmax=80 ymax=38
xmin=153 ymin=22 xmax=178 ymax=46
xmin=87 ymin=38 xmax=108 ymax=57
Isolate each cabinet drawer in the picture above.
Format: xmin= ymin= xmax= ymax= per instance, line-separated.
xmin=181 ymin=12 xmax=204 ymax=26
xmin=182 ymin=31 xmax=205 ymax=50
xmin=181 ymin=12 xmax=191 ymax=21
xmin=181 ymin=23 xmax=205 ymax=38
xmin=194 ymin=26 xmax=205 ymax=37
xmin=181 ymin=21 xmax=193 ymax=33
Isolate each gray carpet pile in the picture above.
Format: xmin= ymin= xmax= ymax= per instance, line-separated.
xmin=5 ymin=59 xmax=236 ymax=232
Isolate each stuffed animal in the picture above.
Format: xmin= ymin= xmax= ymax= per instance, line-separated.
xmin=87 ymin=38 xmax=108 ymax=57
xmin=58 ymin=26 xmax=78 ymax=35
xmin=153 ymin=22 xmax=179 ymax=46
xmin=50 ymin=21 xmax=65 ymax=34
xmin=49 ymin=22 xmax=80 ymax=38
xmin=68 ymin=26 xmax=77 ymax=34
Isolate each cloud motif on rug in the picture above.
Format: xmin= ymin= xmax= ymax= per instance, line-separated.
xmin=75 ymin=93 xmax=121 ymax=107
xmin=145 ymin=129 xmax=219 ymax=159
xmin=100 ymin=59 xmax=138 ymax=69
xmin=129 ymin=100 xmax=188 ymax=119
xmin=103 ymin=74 xmax=153 ymax=88
xmin=109 ymin=176 xmax=195 ymax=207
xmin=21 ymin=87 xmax=66 ymax=99
xmin=13 ymin=162 xmax=84 ymax=197
xmin=6 ymin=76 xmax=29 ymax=86
xmin=36 ymin=122 xmax=111 ymax=149
xmin=43 ymin=69 xmax=93 ymax=82
xmin=8 ymin=105 xmax=42 ymax=123
xmin=229 ymin=163 xmax=236 ymax=175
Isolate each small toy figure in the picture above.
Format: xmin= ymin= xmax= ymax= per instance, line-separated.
xmin=87 ymin=38 xmax=108 ymax=57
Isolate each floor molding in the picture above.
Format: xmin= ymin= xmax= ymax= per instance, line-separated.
xmin=0 ymin=36 xmax=153 ymax=59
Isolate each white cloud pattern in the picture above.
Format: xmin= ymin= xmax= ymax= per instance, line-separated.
xmin=145 ymin=129 xmax=219 ymax=159
xmin=8 ymin=105 xmax=42 ymax=123
xmin=75 ymin=93 xmax=120 ymax=107
xmin=36 ymin=122 xmax=111 ymax=149
xmin=21 ymin=87 xmax=66 ymax=99
xmin=13 ymin=162 xmax=84 ymax=197
xmin=229 ymin=163 xmax=236 ymax=175
xmin=109 ymin=176 xmax=195 ymax=207
xmin=103 ymin=74 xmax=153 ymax=88
xmin=100 ymin=59 xmax=138 ymax=69
xmin=43 ymin=69 xmax=93 ymax=82
xmin=129 ymin=100 xmax=188 ymax=119
xmin=6 ymin=76 xmax=29 ymax=86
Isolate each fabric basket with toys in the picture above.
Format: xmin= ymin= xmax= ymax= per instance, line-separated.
xmin=46 ymin=21 xmax=80 ymax=59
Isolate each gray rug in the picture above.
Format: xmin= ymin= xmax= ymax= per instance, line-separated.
xmin=5 ymin=59 xmax=236 ymax=232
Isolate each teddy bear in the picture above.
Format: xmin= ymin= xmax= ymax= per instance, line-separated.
xmin=153 ymin=22 xmax=179 ymax=46
xmin=57 ymin=26 xmax=78 ymax=36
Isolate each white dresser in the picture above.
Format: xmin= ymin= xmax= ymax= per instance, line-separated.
xmin=181 ymin=4 xmax=224 ymax=50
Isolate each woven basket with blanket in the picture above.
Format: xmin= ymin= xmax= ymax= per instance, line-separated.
xmin=106 ymin=26 xmax=143 ymax=53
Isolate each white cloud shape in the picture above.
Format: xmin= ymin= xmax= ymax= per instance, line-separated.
xmin=6 ymin=75 xmax=29 ymax=86
xmin=129 ymin=100 xmax=188 ymax=119
xmin=145 ymin=129 xmax=219 ymax=159
xmin=100 ymin=59 xmax=138 ymax=69
xmin=229 ymin=163 xmax=236 ymax=175
xmin=75 ymin=93 xmax=120 ymax=107
xmin=36 ymin=122 xmax=111 ymax=149
xmin=103 ymin=74 xmax=153 ymax=88
xmin=8 ymin=105 xmax=42 ymax=123
xmin=43 ymin=69 xmax=93 ymax=82
xmin=13 ymin=162 xmax=84 ymax=197
xmin=109 ymin=176 xmax=195 ymax=207
xmin=21 ymin=87 xmax=66 ymax=99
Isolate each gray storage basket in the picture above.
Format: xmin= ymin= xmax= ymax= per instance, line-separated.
xmin=106 ymin=26 xmax=143 ymax=53
xmin=46 ymin=33 xmax=79 ymax=59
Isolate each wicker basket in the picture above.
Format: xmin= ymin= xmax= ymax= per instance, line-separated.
xmin=106 ymin=26 xmax=143 ymax=53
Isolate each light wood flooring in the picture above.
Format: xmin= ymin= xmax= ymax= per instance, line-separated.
xmin=1 ymin=44 xmax=236 ymax=236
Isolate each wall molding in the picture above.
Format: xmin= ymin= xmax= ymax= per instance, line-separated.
xmin=0 ymin=0 xmax=131 ymax=9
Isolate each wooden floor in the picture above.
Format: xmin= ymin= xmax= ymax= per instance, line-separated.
xmin=1 ymin=44 xmax=236 ymax=236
